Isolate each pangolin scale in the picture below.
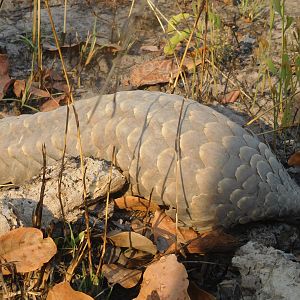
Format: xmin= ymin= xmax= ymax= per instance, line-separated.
xmin=0 ymin=91 xmax=299 ymax=231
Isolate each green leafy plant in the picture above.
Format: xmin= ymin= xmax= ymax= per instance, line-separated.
xmin=265 ymin=0 xmax=299 ymax=129
xmin=164 ymin=13 xmax=191 ymax=55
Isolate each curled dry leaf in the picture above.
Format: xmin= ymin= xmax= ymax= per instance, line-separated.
xmin=288 ymin=152 xmax=300 ymax=166
xmin=129 ymin=59 xmax=179 ymax=87
xmin=13 ymin=80 xmax=26 ymax=98
xmin=140 ymin=45 xmax=160 ymax=52
xmin=40 ymin=95 xmax=67 ymax=112
xmin=46 ymin=282 xmax=93 ymax=300
xmin=220 ymin=90 xmax=240 ymax=104
xmin=114 ymin=196 xmax=159 ymax=212
xmin=151 ymin=210 xmax=237 ymax=253
xmin=0 ymin=227 xmax=57 ymax=274
xmin=135 ymin=254 xmax=190 ymax=300
xmin=108 ymin=231 xmax=157 ymax=255
xmin=13 ymin=79 xmax=50 ymax=99
xmin=102 ymin=264 xmax=142 ymax=288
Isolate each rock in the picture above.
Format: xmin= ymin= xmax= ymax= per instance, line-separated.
xmin=232 ymin=241 xmax=300 ymax=300
xmin=0 ymin=157 xmax=126 ymax=235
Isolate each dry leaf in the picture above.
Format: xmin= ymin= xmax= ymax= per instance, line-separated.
xmin=288 ymin=152 xmax=300 ymax=166
xmin=102 ymin=264 xmax=142 ymax=288
xmin=151 ymin=209 xmax=188 ymax=248
xmin=40 ymin=95 xmax=66 ymax=112
xmin=108 ymin=231 xmax=157 ymax=255
xmin=47 ymin=282 xmax=93 ymax=300
xmin=13 ymin=80 xmax=26 ymax=97
xmin=13 ymin=80 xmax=50 ymax=99
xmin=0 ymin=227 xmax=57 ymax=274
xmin=30 ymin=85 xmax=51 ymax=98
xmin=52 ymin=81 xmax=69 ymax=93
xmin=151 ymin=210 xmax=237 ymax=253
xmin=220 ymin=90 xmax=240 ymax=104
xmin=114 ymin=196 xmax=159 ymax=212
xmin=0 ymin=54 xmax=13 ymax=99
xmin=129 ymin=59 xmax=179 ymax=87
xmin=135 ymin=254 xmax=190 ymax=300
xmin=186 ymin=229 xmax=238 ymax=253
xmin=140 ymin=45 xmax=160 ymax=52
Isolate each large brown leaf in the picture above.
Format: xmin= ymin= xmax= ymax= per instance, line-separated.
xmin=47 ymin=282 xmax=93 ymax=300
xmin=135 ymin=254 xmax=190 ymax=300
xmin=0 ymin=227 xmax=57 ymax=274
xmin=108 ymin=231 xmax=157 ymax=255
xmin=114 ymin=196 xmax=159 ymax=212
xmin=129 ymin=59 xmax=179 ymax=87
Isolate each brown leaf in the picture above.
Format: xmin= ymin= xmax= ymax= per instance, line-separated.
xmin=52 ymin=81 xmax=69 ymax=93
xmin=151 ymin=210 xmax=237 ymax=253
xmin=220 ymin=90 xmax=240 ymax=104
xmin=46 ymin=282 xmax=93 ymax=300
xmin=135 ymin=254 xmax=190 ymax=300
xmin=40 ymin=95 xmax=66 ymax=112
xmin=151 ymin=209 xmax=189 ymax=248
xmin=43 ymin=42 xmax=81 ymax=52
xmin=288 ymin=152 xmax=300 ymax=166
xmin=114 ymin=196 xmax=159 ymax=212
xmin=0 ymin=54 xmax=12 ymax=99
xmin=102 ymin=264 xmax=142 ymax=288
xmin=186 ymin=229 xmax=238 ymax=253
xmin=0 ymin=227 xmax=57 ymax=274
xmin=129 ymin=59 xmax=179 ymax=87
xmin=13 ymin=79 xmax=26 ymax=97
xmin=30 ymin=85 xmax=51 ymax=98
xmin=13 ymin=80 xmax=50 ymax=99
xmin=140 ymin=45 xmax=160 ymax=52
xmin=108 ymin=231 xmax=157 ymax=255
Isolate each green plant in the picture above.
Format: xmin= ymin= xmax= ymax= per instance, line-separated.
xmin=238 ymin=0 xmax=265 ymax=21
xmin=265 ymin=0 xmax=299 ymax=129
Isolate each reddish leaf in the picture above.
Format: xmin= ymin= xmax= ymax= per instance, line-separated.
xmin=114 ymin=196 xmax=159 ymax=212
xmin=288 ymin=152 xmax=300 ymax=166
xmin=221 ymin=90 xmax=240 ymax=104
xmin=13 ymin=80 xmax=50 ymax=99
xmin=151 ymin=210 xmax=238 ymax=253
xmin=30 ymin=85 xmax=50 ymax=98
xmin=129 ymin=59 xmax=179 ymax=87
xmin=40 ymin=95 xmax=66 ymax=112
xmin=13 ymin=79 xmax=26 ymax=97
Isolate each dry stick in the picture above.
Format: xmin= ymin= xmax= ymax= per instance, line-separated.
xmin=172 ymin=0 xmax=205 ymax=91
xmin=37 ymin=0 xmax=42 ymax=78
xmin=65 ymin=239 xmax=89 ymax=282
xmin=32 ymin=144 xmax=47 ymax=229
xmin=199 ymin=0 xmax=208 ymax=93
xmin=205 ymin=57 xmax=253 ymax=102
xmin=96 ymin=147 xmax=116 ymax=277
xmin=87 ymin=1 xmax=146 ymax=121
xmin=174 ymin=98 xmax=188 ymax=254
xmin=44 ymin=1 xmax=93 ymax=271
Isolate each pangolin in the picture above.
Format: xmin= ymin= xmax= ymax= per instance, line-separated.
xmin=0 ymin=91 xmax=299 ymax=231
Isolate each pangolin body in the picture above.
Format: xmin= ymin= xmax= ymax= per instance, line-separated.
xmin=0 ymin=91 xmax=299 ymax=231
